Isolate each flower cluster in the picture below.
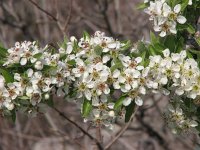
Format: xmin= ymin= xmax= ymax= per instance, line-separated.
xmin=0 ymin=31 xmax=200 ymax=132
xmin=147 ymin=49 xmax=200 ymax=100
xmin=145 ymin=0 xmax=187 ymax=37
xmin=165 ymin=105 xmax=198 ymax=133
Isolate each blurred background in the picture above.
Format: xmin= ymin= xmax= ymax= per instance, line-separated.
xmin=0 ymin=0 xmax=199 ymax=150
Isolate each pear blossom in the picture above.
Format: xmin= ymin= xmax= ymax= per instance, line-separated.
xmin=145 ymin=1 xmax=187 ymax=36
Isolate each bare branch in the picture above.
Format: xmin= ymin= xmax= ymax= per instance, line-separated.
xmin=27 ymin=0 xmax=58 ymax=22
xmin=104 ymin=106 xmax=139 ymax=150
xmin=53 ymin=107 xmax=104 ymax=150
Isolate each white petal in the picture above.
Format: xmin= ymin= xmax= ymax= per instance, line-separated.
xmin=84 ymin=89 xmax=92 ymax=100
xmin=171 ymin=53 xmax=180 ymax=61
xmin=163 ymin=49 xmax=170 ymax=57
xmin=103 ymin=48 xmax=109 ymax=52
xmin=104 ymin=86 xmax=110 ymax=94
xmin=92 ymin=96 xmax=99 ymax=106
xmin=163 ymin=3 xmax=171 ymax=17
xmin=66 ymin=44 xmax=73 ymax=54
xmin=188 ymin=0 xmax=192 ymax=5
xmin=20 ymin=58 xmax=27 ymax=65
xmin=159 ymin=31 xmax=166 ymax=37
xmin=139 ymin=86 xmax=146 ymax=95
xmin=27 ymin=69 xmax=33 ymax=77
xmin=100 ymin=94 xmax=108 ymax=102
xmin=190 ymin=120 xmax=198 ymax=127
xmin=102 ymin=55 xmax=110 ymax=63
xmin=154 ymin=25 xmax=161 ymax=32
xmin=135 ymin=57 xmax=142 ymax=63
xmin=123 ymin=97 xmax=132 ymax=106
xmin=170 ymin=27 xmax=177 ymax=34
xmin=136 ymin=66 xmax=144 ymax=70
xmin=135 ymin=96 xmax=143 ymax=106
xmin=175 ymin=88 xmax=184 ymax=95
xmin=118 ymin=76 xmax=126 ymax=83
xmin=107 ymin=42 xmax=116 ymax=49
xmin=177 ymin=16 xmax=186 ymax=24
xmin=180 ymin=50 xmax=187 ymax=59
xmin=125 ymin=84 xmax=131 ymax=91
xmin=174 ymin=4 xmax=181 ymax=13
xmin=113 ymin=69 xmax=120 ymax=78
xmin=113 ymin=82 xmax=120 ymax=89
xmin=160 ymin=76 xmax=168 ymax=85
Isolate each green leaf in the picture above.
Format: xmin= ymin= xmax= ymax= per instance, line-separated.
xmin=58 ymin=36 xmax=68 ymax=49
xmin=137 ymin=41 xmax=148 ymax=53
xmin=46 ymin=95 xmax=54 ymax=107
xmin=195 ymin=37 xmax=200 ymax=46
xmin=150 ymin=31 xmax=158 ymax=45
xmin=82 ymin=99 xmax=92 ymax=117
xmin=149 ymin=45 xmax=156 ymax=55
xmin=110 ymin=58 xmax=123 ymax=72
xmin=68 ymin=60 xmax=76 ymax=66
xmin=140 ymin=51 xmax=147 ymax=66
xmin=114 ymin=95 xmax=126 ymax=110
xmin=163 ymin=35 xmax=176 ymax=52
xmin=154 ymin=43 xmax=165 ymax=54
xmin=11 ymin=109 xmax=16 ymax=122
xmin=189 ymin=49 xmax=200 ymax=55
xmin=43 ymin=65 xmax=57 ymax=73
xmin=175 ymin=37 xmax=184 ymax=52
xmin=33 ymin=53 xmax=42 ymax=59
xmin=0 ymin=68 xmax=14 ymax=83
xmin=125 ymin=101 xmax=135 ymax=122
xmin=187 ymin=24 xmax=195 ymax=34
xmin=83 ymin=31 xmax=90 ymax=40
xmin=137 ymin=2 xmax=149 ymax=9
xmin=94 ymin=45 xmax=103 ymax=55
xmin=186 ymin=51 xmax=193 ymax=58
xmin=121 ymin=40 xmax=132 ymax=51
xmin=181 ymin=0 xmax=189 ymax=11
xmin=0 ymin=46 xmax=7 ymax=57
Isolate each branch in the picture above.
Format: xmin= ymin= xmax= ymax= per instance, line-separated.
xmin=27 ymin=0 xmax=58 ymax=22
xmin=96 ymin=0 xmax=115 ymax=36
xmin=53 ymin=107 xmax=104 ymax=150
xmin=104 ymin=106 xmax=139 ymax=150
xmin=136 ymin=111 xmax=170 ymax=150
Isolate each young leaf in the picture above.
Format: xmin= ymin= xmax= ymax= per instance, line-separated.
xmin=150 ymin=31 xmax=158 ymax=45
xmin=83 ymin=31 xmax=90 ymax=40
xmin=125 ymin=101 xmax=135 ymax=122
xmin=33 ymin=53 xmax=42 ymax=59
xmin=181 ymin=0 xmax=189 ymax=11
xmin=11 ymin=109 xmax=16 ymax=122
xmin=0 ymin=46 xmax=7 ymax=57
xmin=137 ymin=2 xmax=149 ymax=9
xmin=82 ymin=99 xmax=92 ymax=117
xmin=114 ymin=95 xmax=126 ymax=110
xmin=46 ymin=95 xmax=54 ymax=107
xmin=94 ymin=45 xmax=103 ymax=55
xmin=187 ymin=24 xmax=195 ymax=34
xmin=0 ymin=68 xmax=14 ymax=83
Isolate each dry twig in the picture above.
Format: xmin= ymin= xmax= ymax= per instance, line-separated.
xmin=104 ymin=106 xmax=139 ymax=150
xmin=53 ymin=107 xmax=104 ymax=150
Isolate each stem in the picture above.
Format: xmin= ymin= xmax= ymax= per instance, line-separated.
xmin=53 ymin=107 xmax=104 ymax=150
xmin=28 ymin=0 xmax=58 ymax=22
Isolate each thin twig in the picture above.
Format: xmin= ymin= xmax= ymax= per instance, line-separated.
xmin=63 ymin=0 xmax=72 ymax=33
xmin=53 ymin=107 xmax=104 ymax=150
xmin=104 ymin=106 xmax=139 ymax=150
xmin=28 ymin=0 xmax=58 ymax=22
